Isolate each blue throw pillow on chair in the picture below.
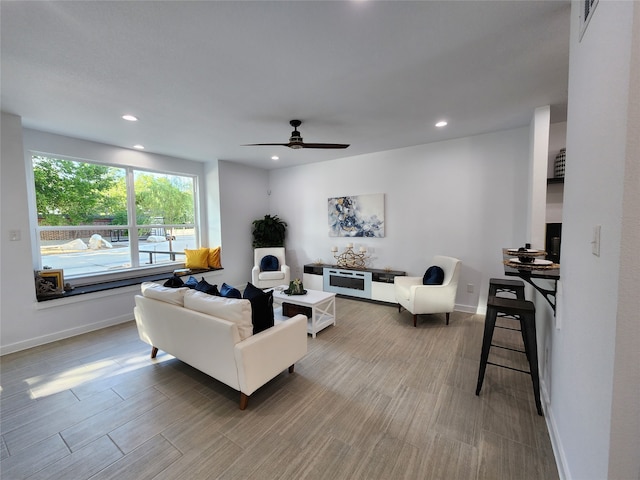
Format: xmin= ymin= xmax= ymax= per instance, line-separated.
xmin=423 ymin=266 xmax=445 ymax=285
xmin=260 ymin=255 xmax=280 ymax=272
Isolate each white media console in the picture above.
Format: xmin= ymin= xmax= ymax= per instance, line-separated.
xmin=303 ymin=264 xmax=405 ymax=304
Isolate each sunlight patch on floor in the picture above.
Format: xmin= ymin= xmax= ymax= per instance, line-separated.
xmin=25 ymin=352 xmax=174 ymax=398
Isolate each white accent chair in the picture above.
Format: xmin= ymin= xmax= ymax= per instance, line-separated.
xmin=251 ymin=247 xmax=291 ymax=289
xmin=394 ymin=255 xmax=461 ymax=327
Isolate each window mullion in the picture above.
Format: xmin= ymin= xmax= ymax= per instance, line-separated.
xmin=126 ymin=167 xmax=140 ymax=268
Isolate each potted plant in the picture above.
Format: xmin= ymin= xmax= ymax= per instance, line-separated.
xmin=252 ymin=214 xmax=287 ymax=248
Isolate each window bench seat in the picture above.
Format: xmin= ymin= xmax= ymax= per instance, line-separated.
xmin=36 ymin=268 xmax=223 ymax=302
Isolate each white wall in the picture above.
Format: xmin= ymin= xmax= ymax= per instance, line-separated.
xmin=528 ymin=106 xmax=551 ymax=250
xmin=1 ymin=113 xmax=36 ymax=351
xmin=267 ymin=127 xmax=531 ymax=314
xmin=546 ymin=121 xmax=567 ymax=224
xmin=216 ymin=160 xmax=269 ymax=287
xmin=548 ymin=1 xmax=640 ymax=479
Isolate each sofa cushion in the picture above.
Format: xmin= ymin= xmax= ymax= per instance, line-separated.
xmin=208 ymin=246 xmax=222 ymax=268
xmin=195 ymin=277 xmax=219 ymax=296
xmin=423 ymin=266 xmax=445 ymax=285
xmin=183 ymin=290 xmax=253 ymax=341
xmin=163 ymin=274 xmax=185 ymax=288
xmin=141 ymin=282 xmax=189 ymax=306
xmin=260 ymin=255 xmax=279 ymax=272
xmin=184 ymin=248 xmax=209 ymax=269
xmin=220 ymin=282 xmax=242 ymax=299
xmin=243 ymin=282 xmax=274 ymax=334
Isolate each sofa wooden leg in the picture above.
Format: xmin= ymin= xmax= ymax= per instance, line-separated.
xmin=398 ymin=303 xmax=402 ymax=313
xmin=413 ymin=314 xmax=417 ymax=327
xmin=289 ymin=364 xmax=295 ymax=374
xmin=151 ymin=346 xmax=158 ymax=359
xmin=239 ymin=393 xmax=249 ymax=410
xmin=445 ymin=312 xmax=450 ymax=325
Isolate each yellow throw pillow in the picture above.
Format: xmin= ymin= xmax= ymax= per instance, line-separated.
xmin=208 ymin=246 xmax=222 ymax=268
xmin=184 ymin=248 xmax=209 ymax=269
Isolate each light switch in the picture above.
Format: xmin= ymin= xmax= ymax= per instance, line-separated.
xmin=592 ymin=225 xmax=601 ymax=256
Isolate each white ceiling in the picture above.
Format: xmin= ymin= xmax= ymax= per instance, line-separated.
xmin=1 ymin=1 xmax=570 ymax=170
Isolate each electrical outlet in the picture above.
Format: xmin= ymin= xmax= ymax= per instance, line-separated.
xmin=467 ymin=283 xmax=474 ymax=293
xmin=9 ymin=230 xmax=21 ymax=241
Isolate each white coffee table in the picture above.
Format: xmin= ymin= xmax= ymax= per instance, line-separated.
xmin=272 ymin=287 xmax=336 ymax=338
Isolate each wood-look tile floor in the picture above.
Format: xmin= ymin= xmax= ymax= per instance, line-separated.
xmin=0 ymin=298 xmax=559 ymax=479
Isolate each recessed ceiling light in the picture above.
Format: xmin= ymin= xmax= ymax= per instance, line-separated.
xmin=435 ymin=120 xmax=448 ymax=128
xmin=271 ymin=156 xmax=279 ymax=161
xmin=122 ymin=114 xmax=138 ymax=121
xmin=133 ymin=144 xmax=145 ymax=150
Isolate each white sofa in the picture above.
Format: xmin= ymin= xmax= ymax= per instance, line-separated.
xmin=133 ymin=283 xmax=307 ymax=409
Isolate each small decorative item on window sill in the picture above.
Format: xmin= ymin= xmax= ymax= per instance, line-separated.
xmin=554 ymin=148 xmax=566 ymax=178
xmin=35 ymin=268 xmax=65 ymax=298
xmin=331 ymin=243 xmax=370 ymax=269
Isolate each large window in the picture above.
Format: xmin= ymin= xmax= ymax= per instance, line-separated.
xmin=32 ymin=155 xmax=199 ymax=280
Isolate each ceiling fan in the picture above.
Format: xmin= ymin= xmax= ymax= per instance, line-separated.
xmin=244 ymin=120 xmax=349 ymax=150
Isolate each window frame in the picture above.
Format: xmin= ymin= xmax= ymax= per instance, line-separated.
xmin=29 ymin=152 xmax=203 ymax=286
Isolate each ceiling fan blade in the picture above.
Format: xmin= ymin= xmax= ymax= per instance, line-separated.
xmin=243 ymin=143 xmax=290 ymax=147
xmin=300 ymin=143 xmax=350 ymax=149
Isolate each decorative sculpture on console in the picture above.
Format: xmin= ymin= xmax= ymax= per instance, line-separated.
xmin=331 ymin=243 xmax=370 ymax=269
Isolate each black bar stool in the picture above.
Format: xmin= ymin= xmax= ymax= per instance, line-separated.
xmin=476 ymin=295 xmax=543 ymax=416
xmin=488 ymin=277 xmax=525 ymax=300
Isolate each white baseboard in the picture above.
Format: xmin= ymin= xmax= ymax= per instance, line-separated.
xmin=455 ymin=303 xmax=481 ymax=314
xmin=540 ymin=379 xmax=570 ymax=480
xmin=0 ymin=313 xmax=134 ymax=356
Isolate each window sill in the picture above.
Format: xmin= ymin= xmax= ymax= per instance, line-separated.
xmin=35 ymin=267 xmax=224 ymax=306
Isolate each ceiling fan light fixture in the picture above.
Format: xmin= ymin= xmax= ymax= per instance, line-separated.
xmin=289 ymin=143 xmax=304 ymax=150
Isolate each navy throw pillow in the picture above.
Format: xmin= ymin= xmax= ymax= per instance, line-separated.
xmin=243 ymin=282 xmax=274 ymax=334
xmin=220 ymin=282 xmax=242 ymax=299
xmin=423 ymin=266 xmax=445 ymax=285
xmin=260 ymin=255 xmax=279 ymax=272
xmin=184 ymin=275 xmax=199 ymax=289
xmin=195 ymin=277 xmax=219 ymax=296
xmin=163 ymin=274 xmax=184 ymax=288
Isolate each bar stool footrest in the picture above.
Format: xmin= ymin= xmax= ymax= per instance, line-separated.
xmin=486 ymin=361 xmax=531 ymax=375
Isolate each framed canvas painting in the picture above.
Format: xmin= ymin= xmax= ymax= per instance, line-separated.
xmin=328 ymin=193 xmax=384 ymax=237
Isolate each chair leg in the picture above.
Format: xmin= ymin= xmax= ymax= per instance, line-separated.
xmin=445 ymin=312 xmax=450 ymax=325
xmin=476 ymin=307 xmax=497 ymax=395
xmin=521 ymin=318 xmax=543 ymax=416
xmin=151 ymin=346 xmax=158 ymax=359
xmin=413 ymin=314 xmax=417 ymax=327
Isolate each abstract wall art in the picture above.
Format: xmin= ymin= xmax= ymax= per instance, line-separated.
xmin=328 ymin=193 xmax=385 ymax=237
